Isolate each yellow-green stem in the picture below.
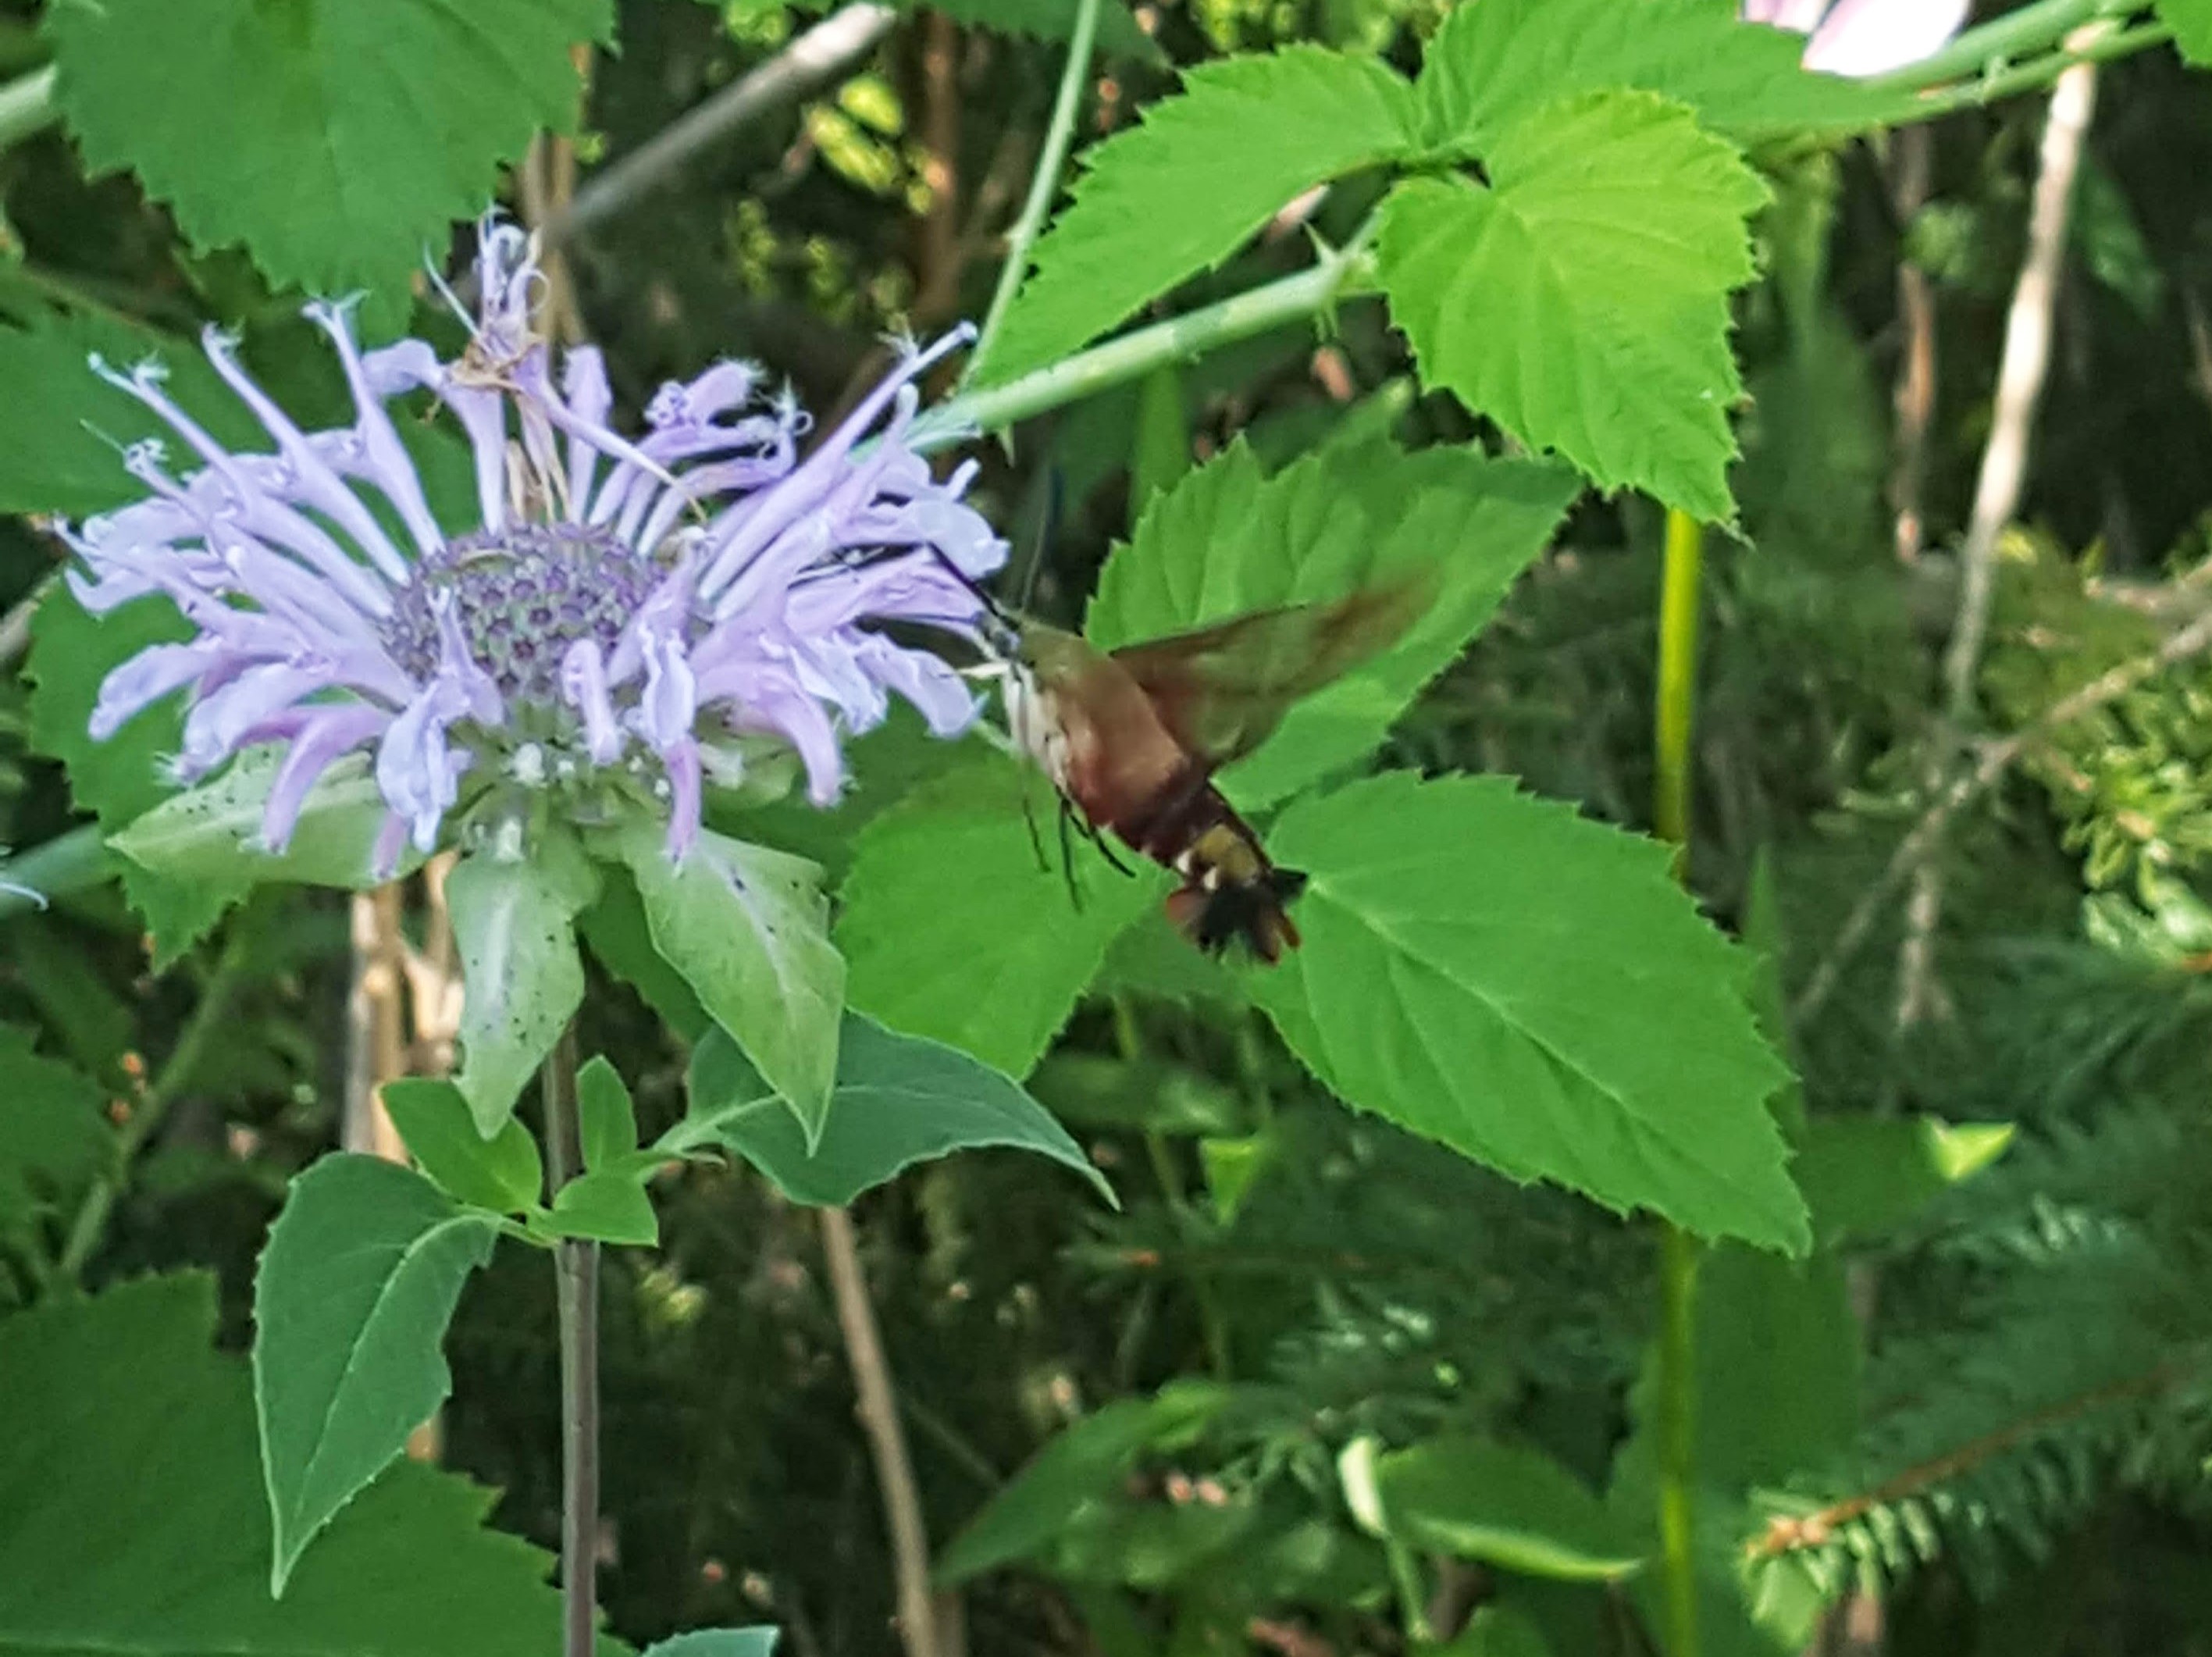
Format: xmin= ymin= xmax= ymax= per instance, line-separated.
xmin=1654 ymin=507 xmax=1706 ymax=1657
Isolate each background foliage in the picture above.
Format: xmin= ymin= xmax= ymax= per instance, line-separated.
xmin=5 ymin=0 xmax=2212 ymax=1654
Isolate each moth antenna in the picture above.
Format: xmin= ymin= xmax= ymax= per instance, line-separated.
xmin=1013 ymin=466 xmax=1061 ymax=619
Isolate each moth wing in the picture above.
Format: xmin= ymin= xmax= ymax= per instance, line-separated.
xmin=1107 ymin=576 xmax=1430 ymax=771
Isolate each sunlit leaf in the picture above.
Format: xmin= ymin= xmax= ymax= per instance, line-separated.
xmin=1253 ymin=773 xmax=1807 ymax=1252
xmin=382 ymin=1078 xmax=543 ymax=1214
xmin=254 ymin=1155 xmax=500 ymax=1594
xmin=1377 ymin=91 xmax=1767 ymax=521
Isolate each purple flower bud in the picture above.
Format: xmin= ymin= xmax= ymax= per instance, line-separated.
xmin=69 ymin=216 xmax=1007 ymax=866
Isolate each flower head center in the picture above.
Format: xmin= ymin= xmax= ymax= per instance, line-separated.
xmin=383 ymin=525 xmax=664 ymax=706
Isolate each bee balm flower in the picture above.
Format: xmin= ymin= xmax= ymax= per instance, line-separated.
xmin=66 ymin=221 xmax=1005 ymax=871
xmin=1744 ymin=0 xmax=1971 ymax=77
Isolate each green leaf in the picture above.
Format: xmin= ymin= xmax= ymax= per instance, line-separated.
xmin=46 ymin=0 xmax=611 ymax=319
xmin=0 ymin=312 xmax=264 ymax=516
xmin=1252 ymin=773 xmax=1807 ymax=1252
xmin=1793 ymin=1114 xmax=2014 ymax=1248
xmin=1377 ymin=91 xmax=1768 ymax=522
xmin=642 ymin=1634 xmax=779 ymax=1657
xmin=1087 ymin=436 xmax=1580 ymax=806
xmin=0 ymin=1274 xmax=578 ymax=1655
xmin=1130 ymin=363 xmax=1192 ymax=514
xmin=579 ymin=864 xmax=711 ymax=1042
xmin=1368 ymin=1437 xmax=1643 ymax=1581
xmin=837 ymin=747 xmax=1165 ymax=1078
xmin=1413 ymin=0 xmax=1911 ymax=154
xmin=27 ymin=586 xmax=241 ymax=959
xmin=254 ymin=1154 xmax=501 ymax=1595
xmin=675 ymin=1013 xmax=1111 ymax=1206
xmin=447 ymin=827 xmax=600 ymax=1139
xmin=547 ymin=1171 xmax=660 ymax=1246
xmin=382 ymin=1078 xmax=543 ymax=1213
xmin=620 ymin=818 xmax=846 ymax=1139
xmin=110 ymin=747 xmax=422 ymax=894
xmin=981 ymin=46 xmax=1419 ymax=382
xmin=0 ymin=1023 xmax=112 ymax=1240
xmin=936 ymin=1381 xmax=1233 ymax=1585
xmin=2160 ymin=0 xmax=2212 ymax=66
xmin=579 ymin=1056 xmax=641 ymax=1173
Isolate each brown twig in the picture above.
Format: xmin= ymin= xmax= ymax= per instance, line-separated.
xmin=1889 ymin=125 xmax=1938 ymax=568
xmin=1794 ymin=601 xmax=2212 ymax=1023
xmin=1888 ymin=38 xmax=2105 ymax=1038
xmin=819 ymin=1206 xmax=941 ymax=1657
xmin=1750 ymin=1362 xmax=2189 ymax=1561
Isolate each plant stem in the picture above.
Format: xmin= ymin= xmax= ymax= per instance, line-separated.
xmin=1656 ymin=1224 xmax=1702 ymax=1657
xmin=543 ymin=1025 xmax=600 ymax=1657
xmin=57 ymin=921 xmax=251 ymax=1280
xmin=964 ymin=0 xmax=1101 ymax=383
xmin=0 ymin=62 xmax=57 ymax=152
xmin=1875 ymin=0 xmax=2135 ymax=95
xmin=1900 ymin=23 xmax=2166 ymax=123
xmin=916 ymin=222 xmax=1377 ymax=449
xmin=1652 ymin=506 xmax=1707 ymax=1657
xmin=820 ymin=1206 xmax=942 ymax=1657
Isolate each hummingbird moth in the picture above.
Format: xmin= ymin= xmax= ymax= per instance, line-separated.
xmin=990 ymin=579 xmax=1428 ymax=963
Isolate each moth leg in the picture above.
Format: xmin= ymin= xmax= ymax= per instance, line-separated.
xmin=1020 ymin=781 xmax=1050 ymax=875
xmin=1057 ymin=795 xmax=1085 ymax=914
xmin=1081 ymin=816 xmax=1138 ymax=878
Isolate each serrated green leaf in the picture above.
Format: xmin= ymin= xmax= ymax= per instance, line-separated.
xmin=1377 ymin=91 xmax=1768 ymax=522
xmin=2160 ymin=0 xmax=2212 ymax=66
xmin=837 ymin=747 xmax=1164 ymax=1078
xmin=110 ymin=746 xmax=420 ymax=893
xmin=1368 ymin=1437 xmax=1643 ymax=1581
xmin=674 ymin=1012 xmax=1111 ymax=1206
xmin=1088 ymin=436 xmax=1580 ymax=805
xmin=382 ymin=1078 xmax=543 ymax=1213
xmin=0 ymin=312 xmax=265 ymax=516
xmin=1252 ymin=773 xmax=1807 ymax=1252
xmin=0 ymin=1023 xmax=112 ymax=1239
xmin=642 ymin=1632 xmax=778 ymax=1657
xmin=0 ymin=1274 xmax=580 ymax=1655
xmin=936 ymin=1381 xmax=1233 ymax=1585
xmin=27 ymin=586 xmax=242 ymax=959
xmin=547 ymin=1170 xmax=660 ymax=1246
xmin=253 ymin=1155 xmax=501 ymax=1594
xmin=447 ymin=827 xmax=600 ymax=1139
xmin=579 ymin=1055 xmax=640 ymax=1173
xmin=45 ymin=0 xmax=611 ymax=319
xmin=981 ymin=46 xmax=1419 ymax=382
xmin=1413 ymin=0 xmax=1911 ymax=155
xmin=620 ymin=818 xmax=845 ymax=1139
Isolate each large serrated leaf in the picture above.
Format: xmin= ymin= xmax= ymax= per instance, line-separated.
xmin=45 ymin=0 xmax=611 ymax=321
xmin=621 ymin=818 xmax=845 ymax=1139
xmin=0 ymin=1274 xmax=579 ymax=1655
xmin=447 ymin=825 xmax=600 ymax=1138
xmin=253 ymin=1155 xmax=501 ymax=1595
xmin=675 ymin=1013 xmax=1112 ymax=1206
xmin=1377 ymin=91 xmax=1768 ymax=522
xmin=2161 ymin=0 xmax=2212 ymax=64
xmin=1087 ymin=436 xmax=1580 ymax=806
xmin=1413 ymin=0 xmax=1913 ymax=154
xmin=981 ymin=46 xmax=1419 ymax=382
xmin=837 ymin=747 xmax=1164 ymax=1078
xmin=1252 ymin=772 xmax=1807 ymax=1253
xmin=27 ymin=586 xmax=244 ymax=960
